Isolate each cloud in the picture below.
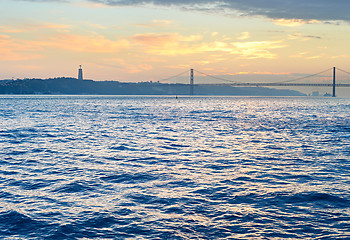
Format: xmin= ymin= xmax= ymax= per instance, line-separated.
xmin=0 ymin=26 xmax=26 ymax=33
xmin=132 ymin=33 xmax=204 ymax=55
xmin=132 ymin=32 xmax=286 ymax=59
xmin=133 ymin=33 xmax=202 ymax=44
xmin=230 ymin=40 xmax=287 ymax=59
xmin=272 ymin=19 xmax=320 ymax=27
xmin=236 ymin=32 xmax=250 ymax=40
xmin=289 ymin=51 xmax=325 ymax=59
xmin=47 ymin=34 xmax=131 ymax=52
xmin=134 ymin=20 xmax=173 ymax=28
xmin=0 ymin=35 xmax=43 ymax=61
xmin=89 ymin=0 xmax=350 ymax=22
xmin=0 ymin=23 xmax=72 ymax=34
xmin=288 ymin=33 xmax=322 ymax=41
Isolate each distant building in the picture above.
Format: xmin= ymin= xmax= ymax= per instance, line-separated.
xmin=78 ymin=65 xmax=83 ymax=80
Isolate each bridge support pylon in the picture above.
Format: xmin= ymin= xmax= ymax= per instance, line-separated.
xmin=190 ymin=69 xmax=194 ymax=95
xmin=333 ymin=67 xmax=336 ymax=97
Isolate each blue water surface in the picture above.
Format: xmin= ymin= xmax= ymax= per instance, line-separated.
xmin=0 ymin=95 xmax=349 ymax=239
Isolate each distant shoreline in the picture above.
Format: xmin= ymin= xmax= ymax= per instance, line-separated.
xmin=0 ymin=78 xmax=306 ymax=96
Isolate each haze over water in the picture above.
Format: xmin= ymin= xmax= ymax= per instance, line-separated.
xmin=0 ymin=95 xmax=349 ymax=239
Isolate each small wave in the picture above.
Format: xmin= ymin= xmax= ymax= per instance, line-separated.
xmin=204 ymin=164 xmax=234 ymax=171
xmin=101 ymin=172 xmax=157 ymax=184
xmin=110 ymin=144 xmax=136 ymax=151
xmin=31 ymin=148 xmax=45 ymax=153
xmin=170 ymin=143 xmax=190 ymax=148
xmin=160 ymin=145 xmax=178 ymax=150
xmin=127 ymin=157 xmax=160 ymax=164
xmin=264 ymin=145 xmax=284 ymax=150
xmin=127 ymin=192 xmax=178 ymax=207
xmin=73 ymin=212 xmax=127 ymax=234
xmin=194 ymin=149 xmax=212 ymax=153
xmin=212 ymin=145 xmax=227 ymax=149
xmin=279 ymin=174 xmax=314 ymax=183
xmin=0 ymin=190 xmax=13 ymax=198
xmin=287 ymin=192 xmax=349 ymax=207
xmin=9 ymin=179 xmax=54 ymax=190
xmin=0 ymin=169 xmax=19 ymax=176
xmin=247 ymin=192 xmax=350 ymax=209
xmin=52 ymin=181 xmax=95 ymax=193
xmin=104 ymin=156 xmax=124 ymax=161
xmin=160 ymin=179 xmax=198 ymax=188
xmin=7 ymin=150 xmax=28 ymax=156
xmin=161 ymin=126 xmax=177 ymax=132
xmin=2 ymin=128 xmax=40 ymax=140
xmin=127 ymin=192 xmax=156 ymax=205
xmin=0 ymin=211 xmax=53 ymax=237
xmin=155 ymin=136 xmax=177 ymax=141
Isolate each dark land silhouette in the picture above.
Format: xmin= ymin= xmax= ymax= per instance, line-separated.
xmin=0 ymin=78 xmax=306 ymax=96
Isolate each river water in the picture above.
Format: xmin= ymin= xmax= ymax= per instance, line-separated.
xmin=0 ymin=96 xmax=349 ymax=239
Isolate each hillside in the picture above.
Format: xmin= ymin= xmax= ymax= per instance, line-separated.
xmin=0 ymin=78 xmax=306 ymax=96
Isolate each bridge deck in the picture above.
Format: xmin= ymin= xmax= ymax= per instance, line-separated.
xmin=199 ymin=83 xmax=350 ymax=87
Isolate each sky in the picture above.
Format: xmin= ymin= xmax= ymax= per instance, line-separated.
xmin=1 ymin=0 xmax=350 ymax=93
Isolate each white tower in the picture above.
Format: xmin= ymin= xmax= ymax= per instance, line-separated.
xmin=78 ymin=65 xmax=83 ymax=80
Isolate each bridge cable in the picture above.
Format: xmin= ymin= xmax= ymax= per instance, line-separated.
xmin=271 ymin=68 xmax=333 ymax=84
xmin=195 ymin=68 xmax=333 ymax=85
xmin=335 ymin=68 xmax=350 ymax=83
xmin=194 ymin=70 xmax=239 ymax=83
xmin=160 ymin=70 xmax=190 ymax=82
xmin=337 ymin=68 xmax=350 ymax=75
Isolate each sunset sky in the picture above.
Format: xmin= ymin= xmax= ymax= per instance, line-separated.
xmin=1 ymin=0 xmax=350 ymax=86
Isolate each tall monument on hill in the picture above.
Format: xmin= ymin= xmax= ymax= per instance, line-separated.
xmin=78 ymin=65 xmax=83 ymax=80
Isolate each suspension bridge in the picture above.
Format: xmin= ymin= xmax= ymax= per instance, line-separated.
xmin=161 ymin=67 xmax=350 ymax=97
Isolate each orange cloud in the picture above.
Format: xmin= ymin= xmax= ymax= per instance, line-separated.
xmin=0 ymin=26 xmax=26 ymax=33
xmin=47 ymin=34 xmax=131 ymax=53
xmin=133 ymin=32 xmax=286 ymax=59
xmin=35 ymin=23 xmax=72 ymax=30
xmin=331 ymin=54 xmax=350 ymax=59
xmin=290 ymin=51 xmax=324 ymax=59
xmin=232 ymin=41 xmax=287 ymax=59
xmin=0 ymin=23 xmax=72 ymax=34
xmin=237 ymin=32 xmax=250 ymax=40
xmin=132 ymin=33 xmax=204 ymax=55
xmin=193 ymin=40 xmax=286 ymax=59
xmin=273 ymin=19 xmax=319 ymax=27
xmin=133 ymin=33 xmax=179 ymax=46
xmin=133 ymin=33 xmax=201 ymax=45
xmin=0 ymin=35 xmax=42 ymax=61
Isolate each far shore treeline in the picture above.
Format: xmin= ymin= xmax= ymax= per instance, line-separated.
xmin=0 ymin=78 xmax=306 ymax=96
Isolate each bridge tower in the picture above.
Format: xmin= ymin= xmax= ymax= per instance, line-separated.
xmin=78 ymin=65 xmax=83 ymax=80
xmin=190 ymin=69 xmax=194 ymax=95
xmin=333 ymin=67 xmax=336 ymax=97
